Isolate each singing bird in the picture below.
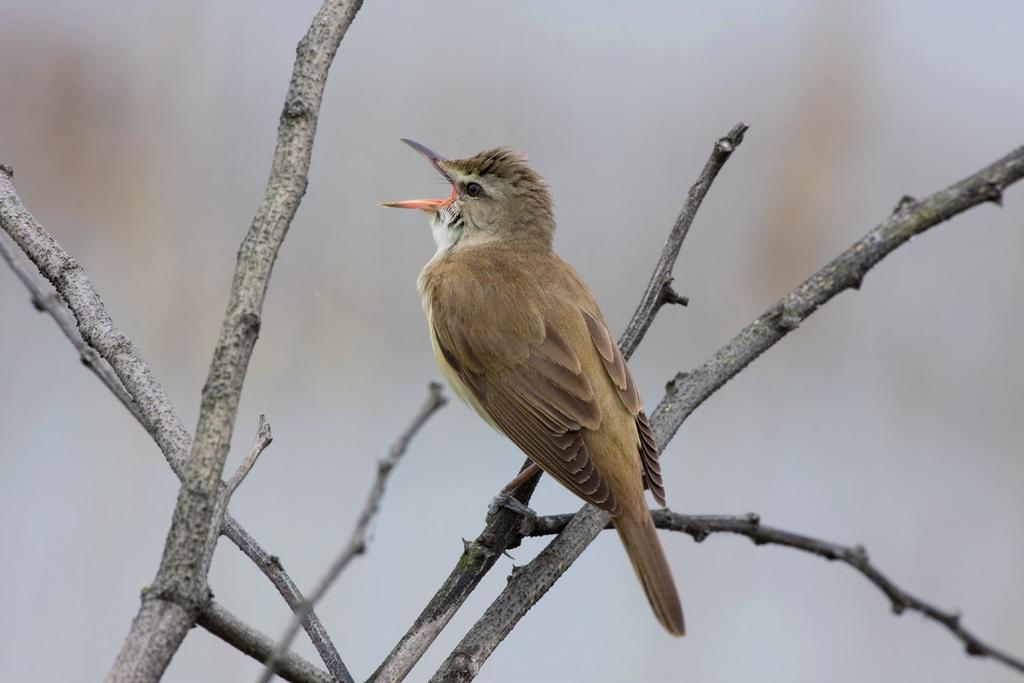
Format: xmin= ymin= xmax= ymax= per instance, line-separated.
xmin=381 ymin=139 xmax=685 ymax=636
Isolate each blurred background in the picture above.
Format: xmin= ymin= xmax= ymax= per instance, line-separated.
xmin=2 ymin=1 xmax=1022 ymax=681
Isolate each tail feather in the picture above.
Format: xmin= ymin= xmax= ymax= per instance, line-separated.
xmin=615 ymin=508 xmax=685 ymax=636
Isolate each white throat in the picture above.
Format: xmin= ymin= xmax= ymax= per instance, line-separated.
xmin=429 ymin=208 xmax=462 ymax=255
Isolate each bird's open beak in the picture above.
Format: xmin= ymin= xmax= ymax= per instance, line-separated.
xmin=379 ymin=138 xmax=456 ymax=212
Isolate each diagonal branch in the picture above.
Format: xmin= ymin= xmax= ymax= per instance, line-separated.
xmin=617 ymin=122 xmax=747 ymax=357
xmin=0 ymin=171 xmax=349 ymax=681
xmin=260 ymin=382 xmax=447 ymax=683
xmin=2 ymin=2 xmax=367 ymax=680
xmin=650 ymin=145 xmax=1023 ymax=448
xmin=198 ymin=601 xmax=334 ymax=683
xmin=0 ymin=165 xmax=193 ymax=476
xmin=428 ymin=144 xmax=1024 ymax=682
xmin=0 ymin=228 xmax=144 ymax=426
xmin=107 ymin=0 xmax=365 ymax=679
xmin=369 ymin=123 xmax=747 ymax=683
xmin=527 ymin=511 xmax=1024 ymax=674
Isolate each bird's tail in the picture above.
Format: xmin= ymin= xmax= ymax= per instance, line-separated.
xmin=614 ymin=506 xmax=685 ymax=636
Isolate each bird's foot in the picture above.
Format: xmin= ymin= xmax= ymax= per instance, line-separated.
xmin=487 ymin=491 xmax=537 ymax=533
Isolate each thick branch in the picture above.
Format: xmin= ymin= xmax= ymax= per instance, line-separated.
xmin=198 ymin=602 xmax=333 ymax=683
xmin=371 ymin=124 xmax=746 ymax=683
xmin=527 ymin=511 xmax=1024 ymax=674
xmin=260 ymin=382 xmax=446 ymax=683
xmin=429 ymin=145 xmax=1024 ymax=682
xmin=106 ymin=1 xmax=365 ymax=680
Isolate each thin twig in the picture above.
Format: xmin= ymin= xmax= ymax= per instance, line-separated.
xmin=370 ymin=124 xmax=745 ymax=683
xmin=0 ymin=173 xmax=348 ymax=681
xmin=226 ymin=415 xmax=274 ymax=499
xmin=527 ymin=511 xmax=1024 ymax=674
xmin=260 ymin=382 xmax=447 ymax=683
xmin=198 ymin=601 xmax=333 ymax=683
xmin=617 ymin=122 xmax=747 ymax=358
xmin=204 ymin=417 xmax=275 ymax=561
xmin=428 ymin=144 xmax=1024 ymax=682
xmin=223 ymin=515 xmax=349 ymax=681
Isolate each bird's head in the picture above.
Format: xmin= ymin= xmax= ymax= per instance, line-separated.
xmin=381 ymin=139 xmax=554 ymax=251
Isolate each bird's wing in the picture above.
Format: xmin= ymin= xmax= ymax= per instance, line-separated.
xmin=432 ymin=302 xmax=621 ymax=515
xmin=580 ymin=309 xmax=667 ymax=507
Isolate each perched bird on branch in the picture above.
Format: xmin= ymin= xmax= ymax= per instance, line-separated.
xmin=382 ymin=139 xmax=684 ymax=636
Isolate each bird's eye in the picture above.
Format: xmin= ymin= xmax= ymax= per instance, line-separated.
xmin=465 ymin=182 xmax=483 ymax=197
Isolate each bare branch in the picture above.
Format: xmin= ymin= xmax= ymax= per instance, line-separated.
xmin=198 ymin=601 xmax=333 ymax=683
xmin=0 ymin=229 xmax=144 ymax=425
xmin=204 ymin=417 xmax=275 ymax=568
xmin=260 ymin=382 xmax=446 ymax=683
xmin=370 ymin=124 xmax=746 ymax=683
xmin=0 ymin=166 xmax=193 ymax=477
xmin=2 ymin=2 xmax=364 ymax=680
xmin=226 ymin=415 xmax=274 ymax=499
xmin=527 ymin=511 xmax=1024 ymax=674
xmin=0 ymin=178 xmax=350 ymax=682
xmin=103 ymin=0 xmax=365 ymax=679
xmin=651 ymin=145 xmax=1024 ymax=448
xmin=223 ymin=516 xmax=350 ymax=682
xmin=428 ymin=145 xmax=1024 ymax=682
xmin=0 ymin=180 xmax=349 ymax=682
xmin=617 ymin=122 xmax=747 ymax=358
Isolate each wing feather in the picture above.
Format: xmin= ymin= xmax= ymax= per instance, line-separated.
xmin=436 ymin=314 xmax=620 ymax=514
xmin=581 ymin=309 xmax=667 ymax=506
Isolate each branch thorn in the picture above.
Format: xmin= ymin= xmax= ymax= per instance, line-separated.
xmin=659 ymin=280 xmax=689 ymax=307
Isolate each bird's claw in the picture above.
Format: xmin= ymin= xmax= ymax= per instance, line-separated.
xmin=487 ymin=492 xmax=537 ymax=533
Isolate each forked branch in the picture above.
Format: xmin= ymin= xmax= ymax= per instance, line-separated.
xmin=260 ymin=382 xmax=447 ymax=683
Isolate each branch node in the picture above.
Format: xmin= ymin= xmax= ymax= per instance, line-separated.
xmin=717 ymin=123 xmax=749 ymax=154
xmin=688 ymin=523 xmax=710 ymax=543
xmin=659 ymin=280 xmax=690 ymax=307
xmin=892 ymin=194 xmax=918 ymax=215
xmin=744 ymin=512 xmax=761 ymax=526
xmin=283 ymin=96 xmax=313 ymax=120
xmin=664 ymin=371 xmax=688 ymax=394
xmin=981 ymin=181 xmax=1003 ymax=206
xmin=776 ymin=304 xmax=801 ymax=331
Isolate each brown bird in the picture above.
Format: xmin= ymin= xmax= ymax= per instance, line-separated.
xmin=381 ymin=139 xmax=685 ymax=636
